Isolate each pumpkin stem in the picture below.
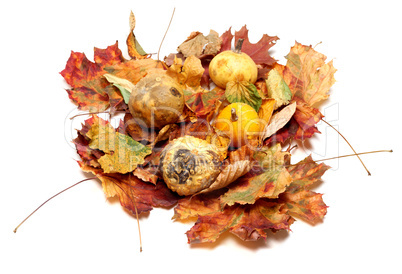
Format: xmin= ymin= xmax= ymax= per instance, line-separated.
xmin=231 ymin=108 xmax=238 ymax=122
xmin=234 ymin=39 xmax=244 ymax=54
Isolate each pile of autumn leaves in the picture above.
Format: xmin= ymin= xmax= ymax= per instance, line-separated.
xmin=60 ymin=17 xmax=336 ymax=243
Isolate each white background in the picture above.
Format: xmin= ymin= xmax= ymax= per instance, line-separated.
xmin=1 ymin=0 xmax=401 ymax=273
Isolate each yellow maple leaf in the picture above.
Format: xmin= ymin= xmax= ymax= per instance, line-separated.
xmin=85 ymin=116 xmax=152 ymax=174
xmin=278 ymin=42 xmax=337 ymax=107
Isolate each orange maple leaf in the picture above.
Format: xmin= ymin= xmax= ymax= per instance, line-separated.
xmin=173 ymin=153 xmax=330 ymax=243
xmin=174 ymin=194 xmax=294 ymax=243
xmin=280 ymin=155 xmax=331 ymax=223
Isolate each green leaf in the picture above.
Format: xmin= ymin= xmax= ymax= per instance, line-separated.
xmin=104 ymin=74 xmax=135 ymax=104
xmin=86 ymin=119 xmax=152 ymax=174
xmin=225 ymin=81 xmax=262 ymax=112
xmin=266 ymin=69 xmax=292 ymax=110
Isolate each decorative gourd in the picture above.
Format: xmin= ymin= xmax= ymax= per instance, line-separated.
xmin=214 ymin=102 xmax=261 ymax=147
xmin=209 ymin=39 xmax=258 ymax=88
xmin=128 ymin=72 xmax=184 ymax=129
xmin=159 ymin=136 xmax=222 ymax=196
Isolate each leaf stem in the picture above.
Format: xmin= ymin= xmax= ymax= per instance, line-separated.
xmin=231 ymin=108 xmax=238 ymax=122
xmin=315 ymin=150 xmax=393 ymax=163
xmin=286 ymin=150 xmax=393 ymax=167
xmin=157 ymin=7 xmax=176 ymax=62
xmin=234 ymin=39 xmax=244 ymax=54
xmin=128 ymin=173 xmax=143 ymax=252
xmin=322 ymin=119 xmax=371 ymax=176
xmin=13 ymin=177 xmax=97 ymax=233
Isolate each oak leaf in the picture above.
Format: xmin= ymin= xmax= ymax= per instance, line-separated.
xmin=219 ymin=27 xmax=234 ymax=52
xmin=234 ymin=25 xmax=279 ymax=66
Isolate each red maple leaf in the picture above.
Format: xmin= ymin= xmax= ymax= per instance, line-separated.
xmin=220 ymin=27 xmax=234 ymax=52
xmin=234 ymin=25 xmax=279 ymax=66
xmin=60 ymin=42 xmax=125 ymax=112
xmin=79 ymin=161 xmax=179 ymax=214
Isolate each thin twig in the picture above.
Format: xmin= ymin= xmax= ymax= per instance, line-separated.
xmin=316 ymin=150 xmax=393 ymax=163
xmin=322 ymin=119 xmax=371 ymax=175
xmin=14 ymin=177 xmax=98 ymax=233
xmin=128 ymin=173 xmax=143 ymax=252
xmin=70 ymin=111 xmax=109 ymax=120
xmin=157 ymin=7 xmax=176 ymax=62
xmin=286 ymin=149 xmax=393 ymax=167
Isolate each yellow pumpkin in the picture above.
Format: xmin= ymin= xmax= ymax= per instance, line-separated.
xmin=214 ymin=102 xmax=261 ymax=147
xmin=209 ymin=40 xmax=258 ymax=89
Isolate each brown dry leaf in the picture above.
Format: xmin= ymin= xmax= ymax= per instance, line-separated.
xmin=126 ymin=11 xmax=148 ymax=59
xmin=104 ymin=59 xmax=164 ymax=85
xmin=166 ymin=55 xmax=204 ymax=88
xmin=148 ymin=124 xmax=179 ymax=149
xmin=199 ymin=160 xmax=252 ymax=195
xmin=129 ymin=10 xmax=136 ymax=31
xmin=119 ymin=113 xmax=153 ymax=142
xmin=196 ymin=146 xmax=253 ymax=194
xmin=262 ymin=101 xmax=296 ymax=140
xmin=203 ymin=30 xmax=222 ymax=56
xmin=133 ymin=167 xmax=158 ymax=185
xmin=177 ymin=104 xmax=198 ymax=124
xmin=177 ymin=30 xmax=222 ymax=58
